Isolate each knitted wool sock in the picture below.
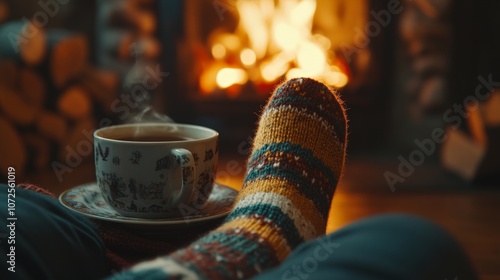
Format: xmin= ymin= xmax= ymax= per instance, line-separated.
xmin=115 ymin=78 xmax=347 ymax=280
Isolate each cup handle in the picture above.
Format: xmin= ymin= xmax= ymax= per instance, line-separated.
xmin=170 ymin=148 xmax=195 ymax=207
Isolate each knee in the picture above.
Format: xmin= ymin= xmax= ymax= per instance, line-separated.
xmin=337 ymin=213 xmax=462 ymax=250
xmin=356 ymin=213 xmax=453 ymax=240
xmin=321 ymin=214 xmax=474 ymax=279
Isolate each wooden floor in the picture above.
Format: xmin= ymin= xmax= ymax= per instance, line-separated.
xmin=28 ymin=157 xmax=500 ymax=280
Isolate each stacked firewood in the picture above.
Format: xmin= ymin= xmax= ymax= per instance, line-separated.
xmin=0 ymin=19 xmax=119 ymax=178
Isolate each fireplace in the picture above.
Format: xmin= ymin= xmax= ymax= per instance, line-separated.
xmin=2 ymin=0 xmax=500 ymax=187
xmin=159 ymin=0 xmax=396 ymax=152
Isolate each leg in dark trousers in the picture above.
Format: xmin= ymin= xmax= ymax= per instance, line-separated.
xmin=0 ymin=184 xmax=110 ymax=280
xmin=253 ymin=214 xmax=477 ymax=280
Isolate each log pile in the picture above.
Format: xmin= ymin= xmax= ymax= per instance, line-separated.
xmin=0 ymin=0 xmax=163 ymax=179
xmin=0 ymin=19 xmax=119 ymax=178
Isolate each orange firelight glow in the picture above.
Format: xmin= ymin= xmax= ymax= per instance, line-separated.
xmin=216 ymin=68 xmax=248 ymax=88
xmin=201 ymin=0 xmax=349 ymax=94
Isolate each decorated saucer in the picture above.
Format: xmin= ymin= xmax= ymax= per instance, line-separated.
xmin=59 ymin=182 xmax=237 ymax=229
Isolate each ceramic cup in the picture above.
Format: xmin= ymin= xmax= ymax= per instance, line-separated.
xmin=93 ymin=123 xmax=218 ymax=218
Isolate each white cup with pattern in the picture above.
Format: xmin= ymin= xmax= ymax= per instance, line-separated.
xmin=93 ymin=123 xmax=218 ymax=218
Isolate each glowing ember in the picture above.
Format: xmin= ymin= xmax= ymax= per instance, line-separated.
xmin=211 ymin=44 xmax=226 ymax=60
xmin=296 ymin=41 xmax=326 ymax=77
xmin=240 ymin=48 xmax=257 ymax=66
xmin=216 ymin=68 xmax=248 ymax=88
xmin=201 ymin=0 xmax=349 ymax=95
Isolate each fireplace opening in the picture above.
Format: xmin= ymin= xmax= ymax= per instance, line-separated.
xmin=169 ymin=0 xmax=394 ymax=152
xmin=197 ymin=0 xmax=349 ymax=96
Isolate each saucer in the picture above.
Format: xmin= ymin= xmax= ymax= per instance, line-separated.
xmin=59 ymin=182 xmax=238 ymax=229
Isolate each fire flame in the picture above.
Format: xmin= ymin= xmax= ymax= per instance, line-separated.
xmin=202 ymin=0 xmax=348 ymax=94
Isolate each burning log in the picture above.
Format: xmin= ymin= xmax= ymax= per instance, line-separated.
xmin=0 ymin=20 xmax=46 ymax=66
xmin=190 ymin=0 xmax=350 ymax=96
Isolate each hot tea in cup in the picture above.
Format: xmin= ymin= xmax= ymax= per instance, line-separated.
xmin=93 ymin=123 xmax=218 ymax=218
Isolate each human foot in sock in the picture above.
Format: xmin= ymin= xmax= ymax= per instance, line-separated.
xmin=113 ymin=78 xmax=347 ymax=280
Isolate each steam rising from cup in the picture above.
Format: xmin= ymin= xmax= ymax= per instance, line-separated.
xmin=128 ymin=105 xmax=178 ymax=138
xmin=128 ymin=106 xmax=174 ymax=124
xmin=122 ymin=52 xmax=176 ymax=136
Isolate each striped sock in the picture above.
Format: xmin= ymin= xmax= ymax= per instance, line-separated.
xmin=119 ymin=78 xmax=347 ymax=279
